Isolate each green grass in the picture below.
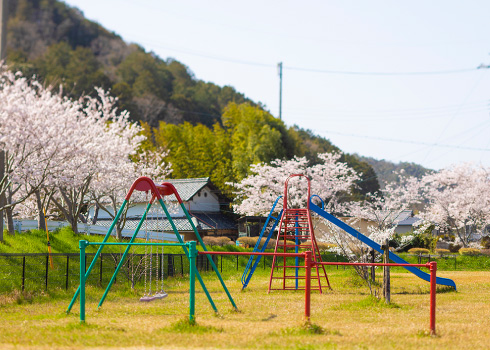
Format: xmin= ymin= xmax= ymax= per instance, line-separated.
xmin=0 ymin=270 xmax=489 ymax=349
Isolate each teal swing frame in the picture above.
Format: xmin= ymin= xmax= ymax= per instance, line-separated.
xmin=67 ymin=176 xmax=237 ymax=321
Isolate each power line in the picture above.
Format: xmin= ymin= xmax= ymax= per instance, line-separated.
xmin=318 ymin=128 xmax=490 ymax=152
xmin=129 ymin=38 xmax=481 ymax=77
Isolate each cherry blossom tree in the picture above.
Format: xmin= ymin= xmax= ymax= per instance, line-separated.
xmin=0 ymin=67 xmax=168 ymax=237
xmin=230 ymin=152 xmax=360 ymax=216
xmin=419 ymin=163 xmax=490 ymax=247
xmin=0 ymin=67 xmax=81 ymax=234
xmin=315 ymin=171 xmax=423 ymax=294
xmin=89 ymin=149 xmax=172 ymax=240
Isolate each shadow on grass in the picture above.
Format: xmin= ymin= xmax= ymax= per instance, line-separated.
xmin=333 ymin=295 xmax=402 ymax=310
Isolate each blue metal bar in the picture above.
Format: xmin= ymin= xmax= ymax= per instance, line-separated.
xmin=241 ymin=197 xmax=284 ymax=290
xmin=309 ymin=198 xmax=457 ymax=290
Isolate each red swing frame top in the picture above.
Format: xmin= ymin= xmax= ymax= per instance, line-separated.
xmin=124 ymin=176 xmax=184 ymax=204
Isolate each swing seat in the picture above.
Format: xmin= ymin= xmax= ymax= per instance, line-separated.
xmin=153 ymin=292 xmax=168 ymax=299
xmin=139 ymin=295 xmax=156 ymax=302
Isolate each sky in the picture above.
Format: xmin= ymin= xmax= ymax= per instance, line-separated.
xmin=64 ymin=0 xmax=490 ymax=170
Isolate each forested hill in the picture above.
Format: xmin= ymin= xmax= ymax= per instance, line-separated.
xmin=5 ymin=0 xmax=254 ymax=127
xmin=4 ymin=0 xmax=380 ymax=197
xmin=355 ymin=155 xmax=432 ymax=188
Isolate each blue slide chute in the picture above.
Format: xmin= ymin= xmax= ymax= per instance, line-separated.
xmin=309 ymin=199 xmax=456 ymax=290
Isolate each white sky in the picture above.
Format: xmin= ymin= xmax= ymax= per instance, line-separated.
xmin=64 ymin=0 xmax=490 ymax=170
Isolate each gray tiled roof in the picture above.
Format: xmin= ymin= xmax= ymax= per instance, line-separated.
xmin=95 ymin=211 xmax=237 ymax=232
xmin=155 ymin=178 xmax=210 ymax=202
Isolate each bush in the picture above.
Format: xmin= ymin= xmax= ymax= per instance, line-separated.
xmin=237 ymin=237 xmax=255 ymax=248
xmin=481 ymin=236 xmax=490 ymax=249
xmin=459 ymin=248 xmax=481 ymax=256
xmin=480 ymin=249 xmax=490 ymax=256
xmin=449 ymin=243 xmax=462 ymax=253
xmin=202 ymin=236 xmax=232 ymax=247
xmin=435 ymin=249 xmax=450 ymax=256
xmin=408 ymin=248 xmax=430 ymax=255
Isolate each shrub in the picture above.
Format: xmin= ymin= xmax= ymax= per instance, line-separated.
xmin=216 ymin=237 xmax=231 ymax=246
xmin=237 ymin=237 xmax=255 ymax=248
xmin=435 ymin=249 xmax=450 ymax=256
xmin=480 ymin=236 xmax=490 ymax=249
xmin=459 ymin=248 xmax=481 ymax=256
xmin=449 ymin=243 xmax=462 ymax=253
xmin=202 ymin=236 xmax=219 ymax=246
xmin=480 ymin=249 xmax=490 ymax=256
xmin=408 ymin=248 xmax=430 ymax=255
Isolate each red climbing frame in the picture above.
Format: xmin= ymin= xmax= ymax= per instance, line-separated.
xmin=268 ymin=174 xmax=330 ymax=292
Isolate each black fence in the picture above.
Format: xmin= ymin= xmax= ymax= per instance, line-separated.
xmin=0 ymin=252 xmax=222 ymax=293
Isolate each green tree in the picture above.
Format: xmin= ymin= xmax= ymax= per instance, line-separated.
xmin=34 ymin=42 xmax=110 ymax=97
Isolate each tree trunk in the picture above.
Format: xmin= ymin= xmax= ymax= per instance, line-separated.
xmin=35 ymin=190 xmax=46 ymax=231
xmin=116 ymin=224 xmax=123 ymax=241
xmin=91 ymin=203 xmax=99 ymax=225
xmin=5 ymin=187 xmax=14 ymax=235
xmin=5 ymin=206 xmax=14 ymax=234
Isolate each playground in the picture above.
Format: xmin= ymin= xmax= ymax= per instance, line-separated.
xmin=0 ymin=269 xmax=489 ymax=349
xmin=1 ymin=175 xmax=488 ymax=349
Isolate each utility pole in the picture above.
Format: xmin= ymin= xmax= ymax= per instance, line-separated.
xmin=0 ymin=0 xmax=7 ymax=241
xmin=278 ymin=62 xmax=283 ymax=120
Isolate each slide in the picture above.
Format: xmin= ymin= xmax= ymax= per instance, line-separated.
xmin=309 ymin=199 xmax=456 ymax=290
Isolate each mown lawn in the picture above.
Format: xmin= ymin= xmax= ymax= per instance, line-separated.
xmin=0 ymin=268 xmax=489 ymax=349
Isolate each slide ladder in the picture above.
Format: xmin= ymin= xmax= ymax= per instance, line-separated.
xmin=241 ymin=196 xmax=283 ymax=290
xmin=309 ymin=197 xmax=456 ymax=290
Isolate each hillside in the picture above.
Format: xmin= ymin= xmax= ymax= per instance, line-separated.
xmin=5 ymin=0 xmax=254 ymax=127
xmin=4 ymin=0 xmax=380 ymax=197
xmin=355 ymin=155 xmax=432 ymax=188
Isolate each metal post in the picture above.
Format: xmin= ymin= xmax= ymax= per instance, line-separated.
xmin=181 ymin=255 xmax=184 ymax=276
xmin=220 ymin=255 xmax=223 ymax=273
xmin=383 ymin=239 xmax=390 ymax=303
xmin=304 ymin=251 xmax=311 ymax=321
xmin=371 ymin=249 xmax=375 ymax=283
xmin=189 ymin=242 xmax=197 ymax=323
xmin=236 ymin=255 xmax=238 ymax=271
xmin=21 ymin=256 xmax=26 ymax=291
xmin=99 ymin=255 xmax=103 ymax=285
xmin=45 ymin=255 xmax=49 ymax=291
xmin=278 ymin=62 xmax=283 ymax=120
xmin=79 ymin=241 xmax=87 ymax=323
xmin=65 ymin=255 xmax=70 ymax=290
xmin=67 ymin=199 xmax=129 ymax=314
xmin=429 ymin=262 xmax=437 ymax=335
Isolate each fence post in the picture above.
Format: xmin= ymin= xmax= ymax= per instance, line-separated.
xmin=99 ymin=254 xmax=103 ymax=285
xmin=371 ymin=249 xmax=375 ymax=282
xmin=65 ymin=255 xmax=70 ymax=290
xmin=45 ymin=255 xmax=49 ymax=291
xmin=382 ymin=239 xmax=390 ymax=304
xmin=22 ymin=256 xmax=26 ymax=292
xmin=181 ymin=255 xmax=184 ymax=276
xmin=220 ymin=255 xmax=223 ymax=273
xmin=429 ymin=261 xmax=437 ymax=335
xmin=236 ymin=255 xmax=239 ymax=271
xmin=79 ymin=240 xmax=87 ymax=323
xmin=304 ymin=251 xmax=312 ymax=321
xmin=188 ymin=241 xmax=197 ymax=323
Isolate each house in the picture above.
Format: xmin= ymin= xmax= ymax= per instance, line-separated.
xmin=90 ymin=178 xmax=238 ymax=241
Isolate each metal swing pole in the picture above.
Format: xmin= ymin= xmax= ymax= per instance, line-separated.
xmin=156 ymin=197 xmax=219 ymax=313
xmin=97 ymin=201 xmax=153 ymax=309
xmin=67 ymin=199 xmax=129 ymax=314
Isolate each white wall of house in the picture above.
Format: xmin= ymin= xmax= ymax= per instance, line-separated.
xmin=89 ymin=186 xmax=220 ymax=220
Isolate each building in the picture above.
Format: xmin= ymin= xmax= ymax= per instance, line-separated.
xmin=90 ymin=178 xmax=238 ymax=241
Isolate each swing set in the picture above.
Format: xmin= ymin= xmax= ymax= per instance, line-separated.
xmin=67 ymin=176 xmax=237 ymax=322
